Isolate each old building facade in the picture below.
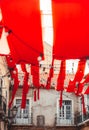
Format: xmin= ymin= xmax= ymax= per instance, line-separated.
xmin=0 ymin=43 xmax=89 ymax=130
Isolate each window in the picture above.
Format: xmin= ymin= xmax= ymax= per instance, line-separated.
xmin=84 ymin=95 xmax=89 ymax=120
xmin=86 ymin=95 xmax=89 ymax=111
xmin=56 ymin=100 xmax=73 ymax=126
xmin=14 ymin=98 xmax=32 ymax=124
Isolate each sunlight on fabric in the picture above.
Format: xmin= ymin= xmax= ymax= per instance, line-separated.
xmin=40 ymin=0 xmax=52 ymax=11
xmin=0 ymin=9 xmax=2 ymax=21
xmin=0 ymin=29 xmax=10 ymax=54
xmin=40 ymin=0 xmax=53 ymax=46
xmin=0 ymin=9 xmax=10 ymax=54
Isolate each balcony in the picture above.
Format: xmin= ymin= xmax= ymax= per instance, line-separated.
xmin=13 ymin=113 xmax=33 ymax=125
xmin=0 ymin=95 xmax=6 ymax=120
xmin=76 ymin=111 xmax=89 ymax=125
xmin=55 ymin=113 xmax=75 ymax=126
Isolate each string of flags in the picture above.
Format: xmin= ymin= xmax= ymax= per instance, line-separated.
xmin=6 ymin=57 xmax=89 ymax=114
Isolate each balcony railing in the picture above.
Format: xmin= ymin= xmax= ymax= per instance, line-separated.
xmin=0 ymin=95 xmax=6 ymax=119
xmin=55 ymin=114 xmax=75 ymax=126
xmin=13 ymin=113 xmax=33 ymax=125
xmin=76 ymin=111 xmax=89 ymax=124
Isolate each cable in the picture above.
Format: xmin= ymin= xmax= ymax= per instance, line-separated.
xmin=4 ymin=26 xmax=44 ymax=56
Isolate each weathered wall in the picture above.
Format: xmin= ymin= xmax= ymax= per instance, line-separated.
xmin=32 ymin=89 xmax=57 ymax=126
xmin=15 ymin=88 xmax=78 ymax=127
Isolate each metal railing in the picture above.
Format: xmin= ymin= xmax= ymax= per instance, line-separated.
xmin=0 ymin=95 xmax=6 ymax=115
xmin=76 ymin=111 xmax=89 ymax=124
xmin=13 ymin=113 xmax=33 ymax=125
xmin=55 ymin=113 xmax=75 ymax=126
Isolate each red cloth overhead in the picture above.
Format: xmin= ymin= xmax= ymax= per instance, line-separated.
xmin=52 ymin=0 xmax=89 ymax=59
xmin=0 ymin=0 xmax=44 ymax=64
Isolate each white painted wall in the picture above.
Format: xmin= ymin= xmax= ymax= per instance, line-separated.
xmin=15 ymin=88 xmax=78 ymax=127
xmin=32 ymin=89 xmax=77 ymax=126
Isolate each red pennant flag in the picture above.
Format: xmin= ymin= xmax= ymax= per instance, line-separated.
xmin=6 ymin=55 xmax=16 ymax=70
xmin=34 ymin=90 xmax=37 ymax=102
xmin=56 ymin=60 xmax=65 ymax=91
xmin=9 ymin=67 xmax=19 ymax=108
xmin=75 ymin=83 xmax=84 ymax=96
xmin=74 ymin=59 xmax=86 ymax=94
xmin=67 ymin=59 xmax=86 ymax=93
xmin=21 ymin=63 xmax=29 ymax=108
xmin=37 ymin=88 xmax=40 ymax=100
xmin=0 ymin=21 xmax=3 ymax=39
xmin=46 ymin=59 xmax=54 ymax=89
xmin=31 ymin=64 xmax=40 ymax=88
xmin=74 ymin=59 xmax=86 ymax=82
xmin=67 ymin=80 xmax=75 ymax=92
xmin=83 ymin=74 xmax=89 ymax=84
xmin=0 ymin=9 xmax=3 ymax=38
xmin=21 ymin=73 xmax=29 ymax=108
xmin=56 ymin=79 xmax=64 ymax=91
xmin=46 ymin=78 xmax=51 ymax=89
xmin=82 ymin=95 xmax=86 ymax=115
xmin=84 ymin=87 xmax=89 ymax=94
xmin=59 ymin=91 xmax=63 ymax=109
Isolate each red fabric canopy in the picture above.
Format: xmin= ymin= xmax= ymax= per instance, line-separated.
xmin=52 ymin=0 xmax=89 ymax=59
xmin=0 ymin=0 xmax=44 ymax=65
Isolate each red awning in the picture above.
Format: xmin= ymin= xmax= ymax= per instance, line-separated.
xmin=52 ymin=0 xmax=89 ymax=60
xmin=0 ymin=0 xmax=44 ymax=65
